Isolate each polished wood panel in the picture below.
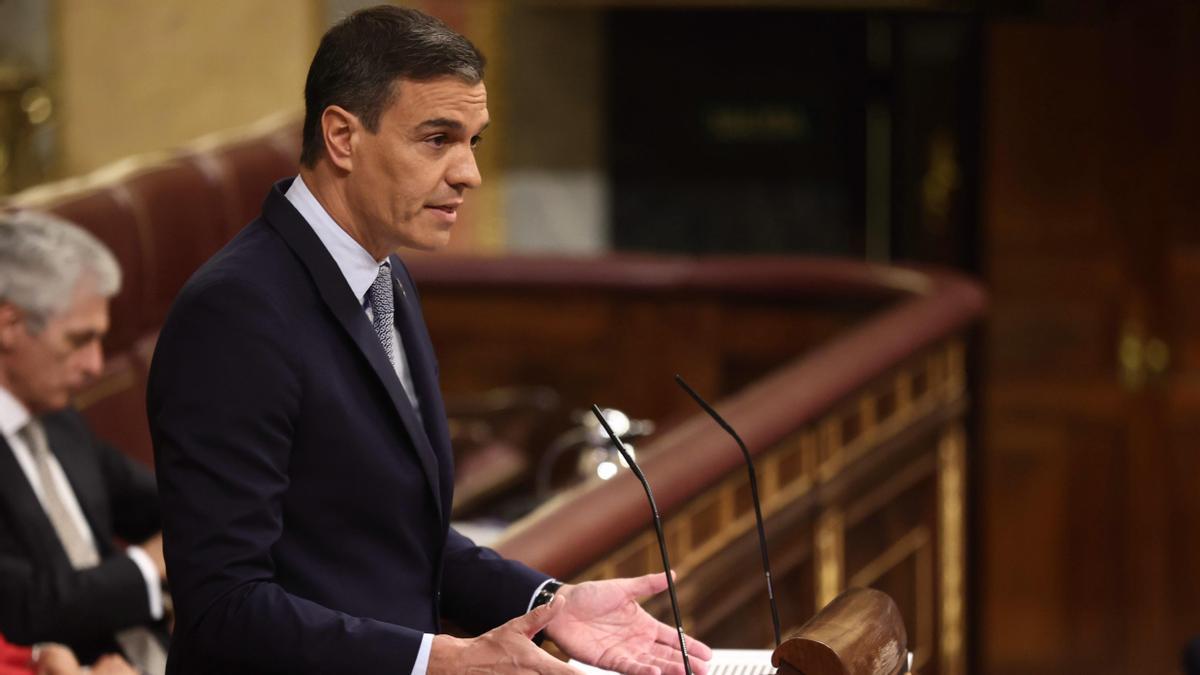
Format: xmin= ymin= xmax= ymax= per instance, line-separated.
xmin=982 ymin=3 xmax=1200 ymax=672
xmin=412 ymin=258 xmax=904 ymax=465
xmin=421 ymin=257 xmax=989 ymax=675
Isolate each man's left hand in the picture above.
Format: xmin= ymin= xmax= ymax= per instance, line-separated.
xmin=544 ymin=572 xmax=713 ymax=675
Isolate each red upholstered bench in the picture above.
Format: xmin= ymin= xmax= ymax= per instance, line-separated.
xmin=3 ymin=114 xmax=302 ymax=467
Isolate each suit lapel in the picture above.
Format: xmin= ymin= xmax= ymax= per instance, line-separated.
xmin=261 ymin=180 xmax=444 ymax=524
xmin=389 ymin=259 xmax=455 ymax=516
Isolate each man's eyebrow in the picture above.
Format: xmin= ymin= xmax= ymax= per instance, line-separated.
xmin=66 ymin=329 xmax=104 ymax=344
xmin=416 ymin=118 xmax=490 ymax=134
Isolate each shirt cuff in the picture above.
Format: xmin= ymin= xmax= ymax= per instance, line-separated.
xmin=527 ymin=578 xmax=559 ymax=613
xmin=410 ymin=633 xmax=433 ymax=675
xmin=125 ymin=546 xmax=164 ymax=620
xmin=410 ymin=580 xmax=553 ymax=675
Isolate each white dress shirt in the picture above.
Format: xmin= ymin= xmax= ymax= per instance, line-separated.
xmin=284 ymin=175 xmax=419 ymax=412
xmin=0 ymin=385 xmax=163 ymax=620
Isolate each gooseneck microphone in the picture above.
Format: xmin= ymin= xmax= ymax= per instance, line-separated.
xmin=674 ymin=374 xmax=782 ymax=649
xmin=590 ymin=404 xmax=694 ymax=675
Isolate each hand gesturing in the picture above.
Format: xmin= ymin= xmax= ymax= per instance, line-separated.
xmin=545 ymin=573 xmax=713 ymax=675
xmin=429 ymin=594 xmax=579 ymax=674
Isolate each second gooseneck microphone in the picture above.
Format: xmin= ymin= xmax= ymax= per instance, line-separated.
xmin=674 ymin=374 xmax=782 ymax=649
xmin=590 ymin=404 xmax=694 ymax=675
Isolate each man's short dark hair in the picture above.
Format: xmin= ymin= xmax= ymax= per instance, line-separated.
xmin=300 ymin=5 xmax=486 ymax=167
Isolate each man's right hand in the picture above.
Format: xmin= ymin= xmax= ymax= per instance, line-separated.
xmin=428 ymin=595 xmax=579 ymax=674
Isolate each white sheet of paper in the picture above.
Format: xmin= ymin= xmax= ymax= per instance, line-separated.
xmin=569 ymin=648 xmax=775 ymax=674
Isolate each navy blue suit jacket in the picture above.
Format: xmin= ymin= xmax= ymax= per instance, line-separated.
xmin=147 ymin=180 xmax=547 ymax=674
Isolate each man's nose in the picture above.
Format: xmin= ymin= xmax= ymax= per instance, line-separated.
xmin=447 ymin=148 xmax=482 ymax=190
xmin=79 ymin=340 xmax=105 ymax=379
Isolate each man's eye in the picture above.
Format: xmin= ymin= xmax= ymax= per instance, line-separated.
xmin=427 ymin=135 xmax=448 ymax=148
xmin=66 ymin=332 xmax=98 ymax=349
xmin=470 ymin=135 xmax=483 ymax=150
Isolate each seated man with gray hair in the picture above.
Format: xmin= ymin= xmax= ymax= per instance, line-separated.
xmin=0 ymin=211 xmax=167 ymax=675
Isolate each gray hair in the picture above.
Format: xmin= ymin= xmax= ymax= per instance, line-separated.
xmin=0 ymin=210 xmax=121 ymax=332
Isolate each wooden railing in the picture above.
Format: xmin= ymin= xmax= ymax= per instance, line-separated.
xmin=406 ymin=255 xmax=985 ymax=675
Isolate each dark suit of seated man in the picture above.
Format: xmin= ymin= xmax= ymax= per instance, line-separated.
xmin=147 ymin=6 xmax=712 ymax=675
xmin=0 ymin=211 xmax=168 ymax=674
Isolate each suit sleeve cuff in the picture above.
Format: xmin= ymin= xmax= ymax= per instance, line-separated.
xmin=124 ymin=546 xmax=164 ymax=620
xmin=410 ymin=633 xmax=433 ymax=675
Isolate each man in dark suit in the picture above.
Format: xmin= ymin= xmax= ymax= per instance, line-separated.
xmin=147 ymin=6 xmax=710 ymax=675
xmin=0 ymin=211 xmax=165 ymax=675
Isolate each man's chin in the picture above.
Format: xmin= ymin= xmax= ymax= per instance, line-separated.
xmin=400 ymin=232 xmax=453 ymax=253
xmin=27 ymin=394 xmax=72 ymax=415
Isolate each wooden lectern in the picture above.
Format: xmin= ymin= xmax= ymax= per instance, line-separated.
xmin=771 ymin=588 xmax=909 ymax=675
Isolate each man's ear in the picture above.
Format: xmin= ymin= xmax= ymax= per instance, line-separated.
xmin=321 ymin=105 xmax=359 ymax=173
xmin=0 ymin=303 xmax=25 ymax=351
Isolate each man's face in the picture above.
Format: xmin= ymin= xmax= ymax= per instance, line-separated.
xmin=0 ymin=281 xmax=109 ymax=414
xmin=345 ymin=76 xmax=488 ymax=254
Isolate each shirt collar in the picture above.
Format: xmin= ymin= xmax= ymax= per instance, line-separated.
xmin=284 ymin=174 xmax=389 ymax=305
xmin=0 ymin=385 xmax=32 ymax=438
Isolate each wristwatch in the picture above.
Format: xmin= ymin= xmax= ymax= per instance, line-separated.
xmin=531 ymin=579 xmax=562 ymax=644
xmin=532 ymin=579 xmax=563 ymax=610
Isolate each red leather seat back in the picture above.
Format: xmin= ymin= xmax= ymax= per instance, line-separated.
xmin=201 ymin=124 xmax=301 ymax=235
xmin=75 ymin=351 xmax=153 ymax=467
xmin=47 ymin=186 xmax=150 ymax=354
xmin=5 ymin=117 xmax=302 ymax=469
xmin=123 ymin=160 xmax=232 ymax=325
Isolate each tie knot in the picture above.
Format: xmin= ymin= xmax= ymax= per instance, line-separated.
xmin=369 ymin=264 xmax=394 ymax=315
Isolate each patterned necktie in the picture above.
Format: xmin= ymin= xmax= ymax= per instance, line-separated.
xmin=369 ymin=264 xmax=396 ymax=366
xmin=18 ymin=420 xmax=167 ymax=675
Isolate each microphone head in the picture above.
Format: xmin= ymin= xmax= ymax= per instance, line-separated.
xmin=582 ymin=406 xmax=655 ymax=446
xmin=588 ymin=406 xmax=631 ymax=435
xmin=592 ymin=401 xmax=628 ymax=444
xmin=674 ymin=373 xmax=717 ymax=418
xmin=589 ymin=404 xmax=640 ymax=476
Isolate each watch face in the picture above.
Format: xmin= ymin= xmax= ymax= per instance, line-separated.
xmin=535 ymin=581 xmax=562 ymax=607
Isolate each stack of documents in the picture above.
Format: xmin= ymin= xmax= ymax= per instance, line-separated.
xmin=570 ymin=649 xmax=776 ymax=675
